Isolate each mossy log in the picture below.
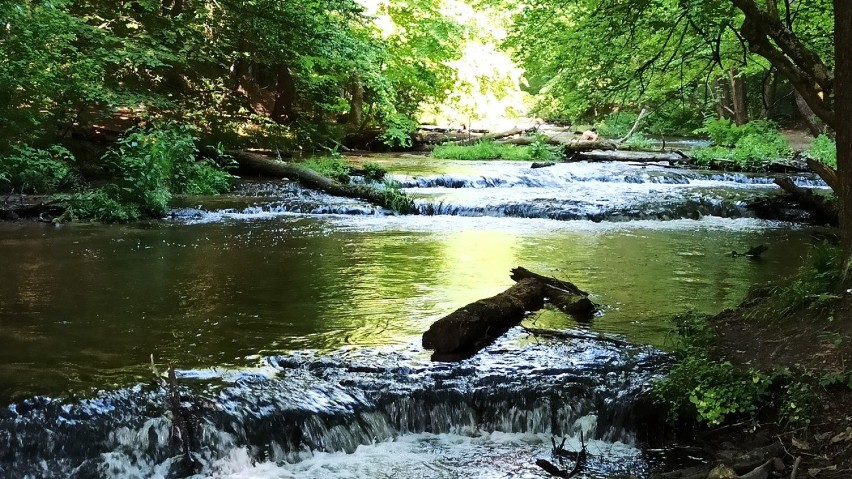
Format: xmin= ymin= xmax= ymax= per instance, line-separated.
xmin=422 ymin=268 xmax=599 ymax=361
xmin=570 ymin=149 xmax=686 ymax=163
xmin=229 ymin=150 xmax=414 ymax=213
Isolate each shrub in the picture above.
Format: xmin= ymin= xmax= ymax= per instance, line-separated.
xmin=0 ymin=145 xmax=75 ymax=193
xmin=652 ymin=312 xmax=817 ymax=427
xmin=301 ymin=155 xmax=351 ymax=183
xmin=597 ymin=112 xmax=639 ymax=138
xmin=622 ymin=132 xmax=655 ymax=149
xmin=691 ymin=118 xmax=790 ymax=169
xmin=805 ymin=134 xmax=836 ymax=168
xmin=529 ymin=134 xmax=565 ymax=161
xmin=362 ymin=162 xmax=387 ymax=181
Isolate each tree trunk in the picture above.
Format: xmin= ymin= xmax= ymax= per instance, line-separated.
xmin=730 ymin=69 xmax=749 ymax=125
xmin=422 ymin=268 xmax=597 ymax=360
xmin=761 ymin=69 xmax=779 ymax=118
xmin=835 ymin=0 xmax=852 ymax=272
xmin=347 ymin=75 xmax=365 ymax=131
xmin=773 ymin=176 xmax=838 ymax=226
xmin=795 ymin=90 xmax=825 ymax=136
xmin=271 ymin=64 xmax=297 ymax=124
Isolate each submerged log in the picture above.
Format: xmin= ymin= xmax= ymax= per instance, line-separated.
xmin=773 ymin=175 xmax=838 ymax=225
xmin=229 ymin=150 xmax=414 ymax=213
xmin=422 ymin=268 xmax=598 ymax=360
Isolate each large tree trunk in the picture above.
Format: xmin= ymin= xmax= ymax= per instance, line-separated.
xmin=271 ymin=64 xmax=297 ymax=124
xmin=730 ymin=69 xmax=749 ymax=125
xmin=835 ymin=0 xmax=852 ymax=271
xmin=795 ymin=90 xmax=825 ymax=136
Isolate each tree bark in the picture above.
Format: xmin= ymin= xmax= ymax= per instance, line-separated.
xmin=835 ymin=0 xmax=852 ymax=270
xmin=773 ymin=176 xmax=838 ymax=226
xmin=730 ymin=69 xmax=749 ymax=125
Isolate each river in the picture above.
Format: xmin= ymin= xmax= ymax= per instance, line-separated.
xmin=0 ymin=156 xmax=828 ymax=478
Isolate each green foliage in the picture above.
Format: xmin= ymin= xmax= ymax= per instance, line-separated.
xmin=692 ymin=119 xmax=791 ymax=168
xmin=622 ymin=133 xmax=655 ymax=149
xmin=68 ymin=124 xmax=232 ymax=222
xmin=301 ymin=156 xmax=351 ymax=183
xmin=378 ymin=180 xmax=415 ymax=214
xmin=431 ymin=141 xmax=534 ymax=161
xmin=652 ymin=312 xmax=817 ymax=427
xmin=0 ymin=146 xmax=75 ymax=194
xmin=362 ymin=162 xmax=387 ymax=181
xmin=597 ymin=112 xmax=639 ymax=139
xmin=746 ymin=243 xmax=841 ymax=321
xmin=528 ymin=134 xmax=565 ymax=161
xmin=378 ymin=114 xmax=417 ymax=148
xmin=806 ymin=135 xmax=837 ymax=168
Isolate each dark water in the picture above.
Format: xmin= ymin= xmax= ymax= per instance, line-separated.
xmin=0 ymin=158 xmax=829 ymax=477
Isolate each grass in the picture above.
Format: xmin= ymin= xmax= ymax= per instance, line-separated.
xmin=300 ymin=155 xmax=351 ymax=182
xmin=431 ymin=141 xmax=535 ymax=161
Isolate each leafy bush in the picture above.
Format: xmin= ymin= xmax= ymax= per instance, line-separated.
xmin=806 ymin=135 xmax=836 ymax=168
xmin=431 ymin=141 xmax=533 ymax=161
xmin=378 ymin=114 xmax=417 ymax=148
xmin=652 ymin=312 xmax=817 ymax=427
xmin=691 ymin=119 xmax=790 ymax=168
xmin=529 ymin=134 xmax=565 ymax=161
xmin=379 ymin=180 xmax=414 ymax=213
xmin=301 ymin=156 xmax=351 ymax=183
xmin=596 ymin=112 xmax=640 ymax=138
xmin=362 ymin=162 xmax=387 ymax=181
xmin=0 ymin=145 xmax=75 ymax=193
xmin=69 ymin=124 xmax=232 ymax=222
xmin=622 ymin=132 xmax=655 ymax=149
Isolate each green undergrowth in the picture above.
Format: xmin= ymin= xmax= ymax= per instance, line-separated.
xmin=431 ymin=136 xmax=564 ymax=162
xmin=300 ymin=155 xmax=352 ymax=183
xmin=1 ymin=124 xmax=236 ymax=222
xmin=744 ymin=243 xmax=841 ymax=322
xmin=805 ymin=134 xmax=837 ymax=168
xmin=653 ymin=312 xmax=818 ymax=428
xmin=653 ymin=245 xmax=848 ymax=429
xmin=691 ymin=118 xmax=791 ymax=169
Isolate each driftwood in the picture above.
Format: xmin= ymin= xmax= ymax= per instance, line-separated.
xmin=422 ymin=268 xmax=598 ymax=361
xmin=229 ymin=150 xmax=414 ymax=213
xmin=536 ymin=432 xmax=587 ymax=478
xmin=773 ymin=176 xmax=838 ymax=225
xmin=614 ymin=108 xmax=649 ymax=144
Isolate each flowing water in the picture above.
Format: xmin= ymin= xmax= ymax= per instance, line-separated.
xmin=0 ymin=157 xmax=829 ymax=478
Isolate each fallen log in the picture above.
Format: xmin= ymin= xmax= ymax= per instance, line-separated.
xmin=422 ymin=278 xmax=545 ymax=361
xmin=510 ymin=267 xmax=596 ymax=319
xmin=571 ymin=149 xmax=686 ymax=163
xmin=499 ymin=135 xmax=618 ymax=152
xmin=229 ymin=150 xmax=414 ymax=213
xmin=422 ymin=268 xmax=598 ymax=360
xmin=455 ymin=126 xmax=527 ymax=146
xmin=773 ymin=176 xmax=838 ymax=226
